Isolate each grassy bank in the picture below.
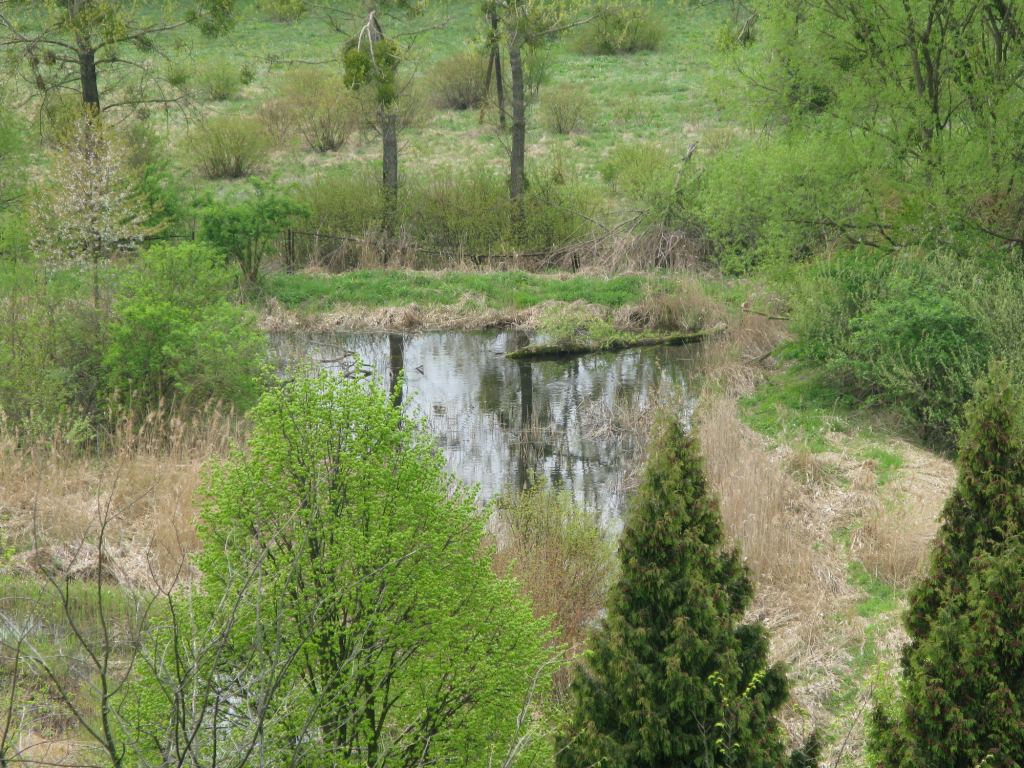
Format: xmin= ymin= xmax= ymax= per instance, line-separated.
xmin=264 ymin=270 xmax=677 ymax=312
xmin=260 ymin=268 xmax=743 ymax=333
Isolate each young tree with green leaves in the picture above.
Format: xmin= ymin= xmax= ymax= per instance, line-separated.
xmin=0 ymin=0 xmax=235 ymax=115
xmin=870 ymin=363 xmax=1024 ymax=766
xmin=558 ymin=419 xmax=796 ymax=768
xmin=199 ymin=177 xmax=309 ymax=285
xmin=168 ymin=369 xmax=557 ymax=768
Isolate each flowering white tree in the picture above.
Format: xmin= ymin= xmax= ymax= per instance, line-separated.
xmin=31 ymin=116 xmax=151 ymax=305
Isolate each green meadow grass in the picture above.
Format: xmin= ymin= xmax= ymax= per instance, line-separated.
xmin=265 ymin=269 xmax=675 ymax=311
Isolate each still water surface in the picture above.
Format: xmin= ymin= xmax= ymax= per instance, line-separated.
xmin=274 ymin=330 xmax=701 ymax=524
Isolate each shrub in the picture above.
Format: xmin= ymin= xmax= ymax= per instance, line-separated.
xmin=255 ymin=98 xmax=294 ymax=144
xmin=430 ymin=51 xmax=489 ymax=110
xmin=194 ymin=58 xmax=242 ymax=101
xmin=600 ymin=141 xmax=690 ymax=226
xmin=258 ymin=0 xmax=307 ymax=21
xmin=558 ymin=420 xmax=793 ymax=767
xmin=697 ymin=128 xmax=887 ymax=272
xmin=789 ymin=250 xmax=1024 ymax=443
xmin=491 ymin=484 xmax=616 ymax=651
xmin=539 ymin=84 xmax=595 ymax=134
xmin=191 ymin=115 xmax=271 ymax=179
xmin=405 ymin=164 xmax=599 ymax=258
xmin=0 ymin=103 xmax=25 ymax=214
xmin=0 ymin=261 xmax=105 ymax=444
xmin=103 ymin=242 xmax=267 ymax=410
xmin=276 ymin=67 xmax=356 ymax=151
xmin=522 ymin=45 xmax=552 ymax=100
xmin=150 ymin=369 xmax=558 ymax=768
xmin=303 ymin=165 xmax=384 ymax=235
xmin=165 ymin=59 xmax=192 ymax=91
xmin=573 ymin=3 xmax=664 ymax=55
xmin=37 ymin=92 xmax=89 ymax=147
xmin=199 ymin=178 xmax=309 ymax=284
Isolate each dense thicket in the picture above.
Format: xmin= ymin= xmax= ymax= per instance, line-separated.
xmin=558 ymin=419 xmax=793 ymax=768
xmin=694 ymin=0 xmax=1024 ymax=443
xmin=870 ymin=365 xmax=1024 ymax=765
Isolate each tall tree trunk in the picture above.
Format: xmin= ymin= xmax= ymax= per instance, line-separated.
xmin=381 ymin=107 xmax=399 ymax=241
xmin=77 ymin=41 xmax=100 ymax=112
xmin=491 ymin=13 xmax=506 ymax=130
xmin=507 ymin=37 xmax=526 ymax=201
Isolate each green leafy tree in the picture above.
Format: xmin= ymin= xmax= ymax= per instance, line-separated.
xmin=870 ymin=363 xmax=1024 ymax=766
xmin=152 ymin=369 xmax=558 ymax=768
xmin=0 ymin=0 xmax=235 ymax=113
xmin=103 ymin=241 xmax=268 ymax=410
xmin=557 ymin=419 xmax=792 ymax=768
xmin=199 ymin=178 xmax=309 ymax=285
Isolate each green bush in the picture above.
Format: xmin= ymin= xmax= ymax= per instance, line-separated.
xmin=573 ymin=3 xmax=664 ymax=55
xmin=696 ymin=128 xmax=887 ymax=272
xmin=276 ymin=67 xmax=357 ymax=151
xmin=599 ymin=141 xmax=692 ymax=226
xmin=191 ymin=115 xmax=272 ymax=179
xmin=194 ymin=58 xmax=243 ymax=101
xmin=789 ymin=250 xmax=1024 ymax=442
xmin=258 ymin=0 xmax=307 ymax=20
xmin=123 ymin=369 xmax=556 ymax=768
xmin=37 ymin=92 xmax=89 ymax=147
xmin=303 ymin=165 xmax=385 ymax=236
xmin=0 ymin=262 xmax=105 ymax=444
xmin=405 ymin=164 xmax=599 ymax=259
xmin=539 ymin=84 xmax=595 ymax=134
xmin=103 ymin=242 xmax=267 ymax=410
xmin=199 ymin=178 xmax=309 ymax=283
xmin=430 ymin=51 xmax=489 ymax=110
xmin=165 ymin=59 xmax=192 ymax=91
xmin=522 ymin=45 xmax=552 ymax=100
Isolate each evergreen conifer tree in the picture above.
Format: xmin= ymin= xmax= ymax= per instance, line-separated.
xmin=870 ymin=363 xmax=1024 ymax=767
xmin=557 ymin=419 xmax=791 ymax=768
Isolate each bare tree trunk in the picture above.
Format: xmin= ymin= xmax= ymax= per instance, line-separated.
xmin=77 ymin=41 xmax=100 ymax=111
xmin=381 ymin=107 xmax=399 ymax=241
xmin=507 ymin=37 xmax=526 ymax=201
xmin=492 ymin=13 xmax=506 ymax=130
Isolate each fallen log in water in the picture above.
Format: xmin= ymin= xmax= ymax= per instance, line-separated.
xmin=506 ymin=322 xmax=727 ymax=361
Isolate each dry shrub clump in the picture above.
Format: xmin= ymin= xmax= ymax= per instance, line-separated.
xmin=489 ymin=484 xmax=616 ymax=656
xmin=429 ymin=51 xmax=489 ymax=111
xmin=275 ymin=67 xmax=358 ymax=152
xmin=614 ymin=276 xmax=728 ymax=331
xmin=539 ymin=84 xmax=595 ymax=134
xmin=0 ymin=402 xmax=244 ymax=587
xmin=698 ymin=311 xmax=791 ymax=396
xmin=191 ymin=115 xmax=272 ymax=179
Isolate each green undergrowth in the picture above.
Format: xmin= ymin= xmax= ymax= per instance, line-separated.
xmin=739 ymin=364 xmax=857 ymax=453
xmin=264 ymin=270 xmax=677 ymax=312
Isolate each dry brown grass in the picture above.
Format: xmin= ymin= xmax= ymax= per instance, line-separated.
xmin=0 ymin=403 xmax=244 ymax=588
xmin=851 ymin=442 xmax=951 ymax=589
xmin=698 ymin=394 xmax=856 ymax=745
xmin=697 ymin=311 xmax=790 ymax=397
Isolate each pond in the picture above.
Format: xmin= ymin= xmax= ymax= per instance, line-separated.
xmin=273 ymin=330 xmax=702 ymax=525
